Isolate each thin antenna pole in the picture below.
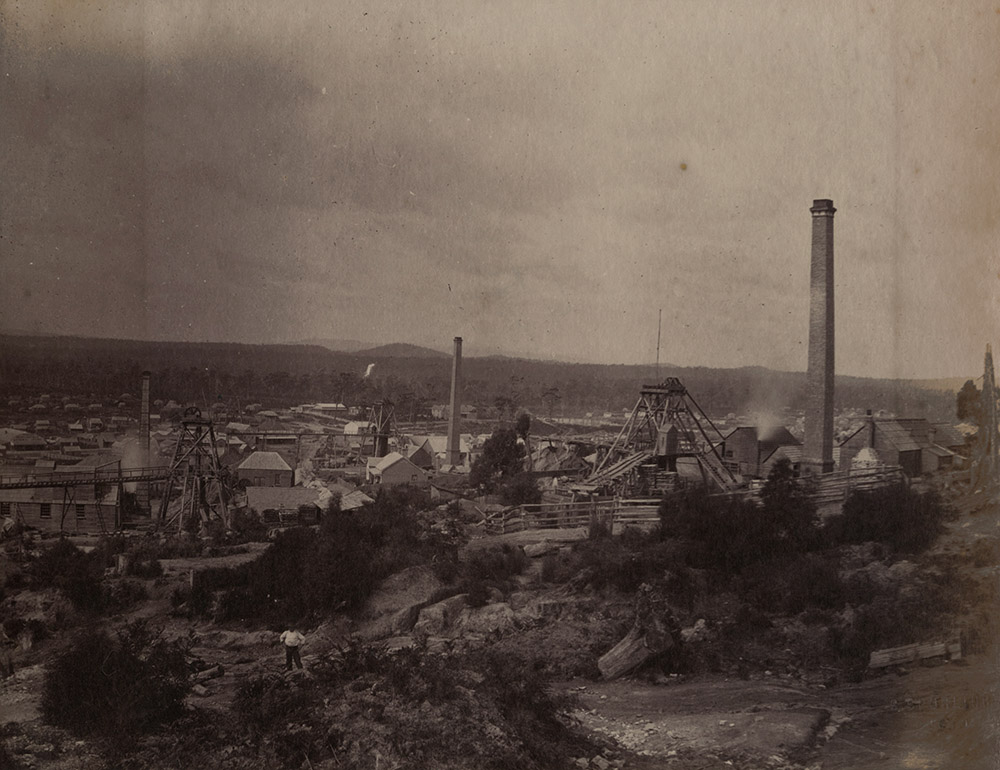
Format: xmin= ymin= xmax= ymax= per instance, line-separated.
xmin=655 ymin=308 xmax=662 ymax=382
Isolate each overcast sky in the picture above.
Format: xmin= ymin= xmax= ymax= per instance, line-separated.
xmin=1 ymin=1 xmax=997 ymax=379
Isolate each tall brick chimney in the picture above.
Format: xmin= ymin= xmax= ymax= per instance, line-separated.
xmin=804 ymin=199 xmax=836 ymax=473
xmin=446 ymin=337 xmax=463 ymax=468
xmin=138 ymin=371 xmax=151 ymax=514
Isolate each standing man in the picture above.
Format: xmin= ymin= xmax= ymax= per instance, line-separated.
xmin=280 ymin=627 xmax=305 ymax=670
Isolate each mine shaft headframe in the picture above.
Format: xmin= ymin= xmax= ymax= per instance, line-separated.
xmin=591 ymin=376 xmax=738 ymax=491
xmin=640 ymin=378 xmax=688 ymax=396
xmin=156 ymin=406 xmax=231 ymax=532
xmin=367 ymin=398 xmax=398 ymax=458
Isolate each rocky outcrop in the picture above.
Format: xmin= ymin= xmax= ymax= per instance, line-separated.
xmin=363 ymin=565 xmax=445 ymax=619
xmin=455 ymin=603 xmax=517 ymax=636
xmin=413 ymin=594 xmax=469 ymax=637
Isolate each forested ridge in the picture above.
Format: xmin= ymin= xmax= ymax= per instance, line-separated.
xmin=0 ymin=334 xmax=956 ymax=420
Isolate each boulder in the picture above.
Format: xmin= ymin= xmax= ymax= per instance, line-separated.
xmin=455 ymin=603 xmax=516 ymax=636
xmin=425 ymin=636 xmax=451 ymax=655
xmin=524 ymin=541 xmax=559 ymax=558
xmin=413 ymin=594 xmax=469 ymax=637
xmin=680 ymin=619 xmax=709 ymax=643
xmin=363 ymin=565 xmax=445 ymax=620
xmin=383 ymin=636 xmax=416 ymax=652
xmin=358 ymin=604 xmax=423 ymax=641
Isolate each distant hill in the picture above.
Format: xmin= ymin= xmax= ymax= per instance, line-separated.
xmin=910 ymin=377 xmax=970 ymax=393
xmin=0 ymin=333 xmax=962 ymax=422
xmin=295 ymin=337 xmax=371 ymax=353
xmin=355 ymin=343 xmax=449 ymax=359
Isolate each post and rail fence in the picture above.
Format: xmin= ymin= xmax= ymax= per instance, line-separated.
xmin=484 ymin=465 xmax=908 ymax=535
xmin=483 ymin=498 xmax=661 ymax=535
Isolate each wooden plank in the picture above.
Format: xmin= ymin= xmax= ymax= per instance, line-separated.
xmin=868 ymin=639 xmax=958 ymax=668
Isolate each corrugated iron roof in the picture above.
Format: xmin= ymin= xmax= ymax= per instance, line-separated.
xmin=238 ymin=451 xmax=292 ymax=472
xmin=246 ymin=486 xmax=322 ymax=512
xmin=876 ymin=420 xmax=922 ymax=452
xmin=931 ymin=423 xmax=966 ymax=448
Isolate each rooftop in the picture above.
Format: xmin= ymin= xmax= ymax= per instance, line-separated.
xmin=237 ymin=451 xmax=292 ymax=472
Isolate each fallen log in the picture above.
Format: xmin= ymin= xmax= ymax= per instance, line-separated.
xmin=598 ymin=623 xmax=674 ymax=680
xmin=194 ymin=664 xmax=225 ymax=682
xmin=868 ymin=638 xmax=962 ymax=669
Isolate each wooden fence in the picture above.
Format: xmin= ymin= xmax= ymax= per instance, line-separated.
xmin=809 ymin=466 xmax=906 ymax=507
xmin=483 ymin=498 xmax=660 ymax=535
xmin=485 ymin=466 xmax=908 ymax=535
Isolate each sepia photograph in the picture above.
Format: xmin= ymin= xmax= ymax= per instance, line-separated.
xmin=0 ymin=1 xmax=998 ymax=767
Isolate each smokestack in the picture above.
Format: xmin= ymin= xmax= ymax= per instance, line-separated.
xmin=804 ymin=199 xmax=836 ymax=473
xmin=138 ymin=371 xmax=151 ymax=514
xmin=446 ymin=337 xmax=463 ymax=468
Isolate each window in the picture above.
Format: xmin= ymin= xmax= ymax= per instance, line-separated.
xmin=0 ymin=502 xmax=9 ymax=517
xmin=40 ymin=503 xmax=51 ymax=519
xmin=254 ymin=476 xmax=263 ymax=486
xmin=76 ymin=504 xmax=86 ymax=519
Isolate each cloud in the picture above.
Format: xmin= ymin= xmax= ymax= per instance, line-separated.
xmin=0 ymin=0 xmax=997 ymax=379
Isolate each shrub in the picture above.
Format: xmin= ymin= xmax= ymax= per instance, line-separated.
xmin=233 ymin=672 xmax=314 ymax=732
xmin=202 ymin=489 xmax=468 ymax=624
xmin=782 ymin=554 xmax=845 ymax=614
xmin=41 ymin=621 xmax=191 ymax=757
xmin=568 ymin=537 xmax=660 ymax=593
xmin=499 ymin=473 xmax=542 ymax=506
xmin=587 ymin=517 xmax=611 ymax=541
xmin=104 ymin=579 xmax=149 ymax=613
xmin=31 ymin=539 xmax=104 ymax=613
xmin=660 ymin=476 xmax=819 ymax=573
xmin=829 ymin=483 xmax=949 ymax=553
xmin=126 ymin=557 xmax=163 ymax=579
xmin=169 ymin=586 xmax=189 ymax=609
xmin=3 ymin=616 xmax=25 ymax=640
xmin=229 ymin=507 xmax=269 ymax=542
xmin=464 ymin=545 xmax=528 ymax=584
xmin=464 ymin=578 xmax=491 ymax=608
xmin=970 ymin=538 xmax=1000 ymax=568
xmin=540 ymin=553 xmax=558 ymax=583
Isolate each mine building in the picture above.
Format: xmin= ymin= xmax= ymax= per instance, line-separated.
xmin=366 ymin=451 xmax=429 ymax=488
xmin=245 ymin=486 xmax=324 ymax=524
xmin=838 ymin=416 xmax=961 ymax=476
xmin=236 ymin=451 xmax=294 ymax=487
xmin=720 ymin=425 xmax=801 ymax=479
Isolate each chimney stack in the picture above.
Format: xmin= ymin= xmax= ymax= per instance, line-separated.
xmin=446 ymin=337 xmax=463 ymax=468
xmin=804 ymin=199 xmax=836 ymax=473
xmin=138 ymin=371 xmax=151 ymax=514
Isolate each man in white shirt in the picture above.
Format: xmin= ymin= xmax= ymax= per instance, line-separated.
xmin=280 ymin=627 xmax=305 ymax=670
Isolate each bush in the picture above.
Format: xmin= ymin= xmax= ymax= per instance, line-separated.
xmin=204 ymin=488 xmax=460 ymax=624
xmin=660 ymin=470 xmax=820 ymax=573
xmin=41 ymin=621 xmax=191 ymax=757
xmin=126 ymin=557 xmax=163 ymax=579
xmin=499 ymin=473 xmax=542 ymax=506
xmin=828 ymin=483 xmax=949 ymax=553
xmin=104 ymin=579 xmax=149 ymax=613
xmin=464 ymin=545 xmax=528 ymax=584
xmin=540 ymin=553 xmax=558 ymax=583
xmin=969 ymin=538 xmax=1000 ymax=568
xmin=233 ymin=672 xmax=314 ymax=732
xmin=30 ymin=539 xmax=104 ymax=613
xmin=229 ymin=507 xmax=269 ymax=542
xmin=3 ymin=616 xmax=25 ymax=640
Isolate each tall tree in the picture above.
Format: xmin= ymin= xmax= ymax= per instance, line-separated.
xmin=956 ymin=379 xmax=981 ymax=423
xmin=469 ymin=427 xmax=525 ymax=492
